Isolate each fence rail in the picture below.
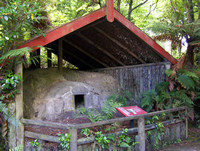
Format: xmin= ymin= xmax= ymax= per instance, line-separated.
xmin=21 ymin=106 xmax=187 ymax=151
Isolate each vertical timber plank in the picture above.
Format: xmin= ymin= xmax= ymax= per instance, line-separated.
xmin=47 ymin=50 xmax=52 ymax=68
xmin=138 ymin=117 xmax=145 ymax=151
xmin=69 ymin=128 xmax=77 ymax=151
xmin=58 ymin=39 xmax=63 ymax=72
xmin=185 ymin=108 xmax=188 ymax=139
xmin=15 ymin=63 xmax=24 ymax=146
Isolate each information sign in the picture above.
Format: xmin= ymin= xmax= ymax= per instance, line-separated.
xmin=116 ymin=106 xmax=147 ymax=117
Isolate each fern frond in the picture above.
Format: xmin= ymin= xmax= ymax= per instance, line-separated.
xmin=141 ymin=90 xmax=157 ymax=112
xmin=184 ymin=71 xmax=199 ymax=82
xmin=155 ymin=82 xmax=169 ymax=94
xmin=170 ymin=90 xmax=193 ymax=107
xmin=177 ymin=74 xmax=195 ymax=90
xmin=0 ymin=47 xmax=33 ymax=63
xmin=165 ymin=69 xmax=174 ymax=77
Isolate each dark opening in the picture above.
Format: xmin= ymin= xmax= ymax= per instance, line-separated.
xmin=75 ymin=94 xmax=85 ymax=109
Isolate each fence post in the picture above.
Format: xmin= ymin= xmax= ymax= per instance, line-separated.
xmin=138 ymin=117 xmax=145 ymax=151
xmin=15 ymin=63 xmax=24 ymax=147
xmin=69 ymin=128 xmax=77 ymax=151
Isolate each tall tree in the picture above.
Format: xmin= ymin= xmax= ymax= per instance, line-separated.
xmin=150 ymin=0 xmax=200 ymax=68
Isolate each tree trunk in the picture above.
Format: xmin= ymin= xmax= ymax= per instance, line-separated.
xmin=117 ymin=0 xmax=121 ymax=11
xmin=128 ymin=0 xmax=133 ymax=21
xmin=182 ymin=0 xmax=194 ymax=23
xmin=185 ymin=44 xmax=195 ymax=69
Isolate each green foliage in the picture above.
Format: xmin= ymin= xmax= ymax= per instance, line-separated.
xmin=77 ymin=93 xmax=124 ymax=122
xmin=30 ymin=139 xmax=40 ymax=148
xmin=197 ymin=120 xmax=200 ymax=129
xmin=58 ymin=133 xmax=71 ymax=150
xmin=176 ymin=138 xmax=181 ymax=144
xmin=80 ymin=128 xmax=92 ymax=137
xmin=47 ymin=0 xmax=101 ymax=27
xmin=9 ymin=145 xmax=23 ymax=151
xmin=0 ymin=0 xmax=45 ymax=54
xmin=94 ymin=131 xmax=110 ymax=149
xmin=0 ymin=72 xmax=22 ymax=99
xmin=108 ymin=90 xmax=133 ymax=106
xmin=117 ymin=128 xmax=139 ymax=150
xmin=141 ymin=82 xmax=171 ymax=112
xmin=142 ymin=68 xmax=200 ymax=112
xmin=80 ymin=127 xmax=139 ymax=150
xmin=146 ymin=115 xmax=165 ymax=150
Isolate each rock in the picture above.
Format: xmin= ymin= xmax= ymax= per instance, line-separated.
xmin=23 ymin=68 xmax=117 ymax=121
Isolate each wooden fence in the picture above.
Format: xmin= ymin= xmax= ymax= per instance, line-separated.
xmin=21 ymin=106 xmax=187 ymax=151
xmin=95 ymin=62 xmax=170 ymax=105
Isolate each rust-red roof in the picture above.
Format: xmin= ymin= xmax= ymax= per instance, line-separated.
xmin=18 ymin=0 xmax=177 ymax=70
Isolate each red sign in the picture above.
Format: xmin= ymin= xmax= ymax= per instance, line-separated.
xmin=116 ymin=106 xmax=147 ymax=117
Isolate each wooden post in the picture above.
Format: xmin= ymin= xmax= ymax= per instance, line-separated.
xmin=185 ymin=108 xmax=188 ymax=139
xmin=165 ymin=63 xmax=171 ymax=70
xmin=15 ymin=63 xmax=24 ymax=146
xmin=8 ymin=103 xmax=16 ymax=149
xmin=47 ymin=50 xmax=52 ymax=68
xmin=138 ymin=117 xmax=145 ymax=151
xmin=106 ymin=0 xmax=114 ymax=22
xmin=58 ymin=39 xmax=63 ymax=72
xmin=69 ymin=128 xmax=77 ymax=151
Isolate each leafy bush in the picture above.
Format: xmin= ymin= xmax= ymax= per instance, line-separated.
xmin=117 ymin=128 xmax=139 ymax=150
xmin=141 ymin=68 xmax=200 ymax=115
xmin=76 ymin=90 xmax=133 ymax=122
xmin=30 ymin=139 xmax=40 ymax=148
xmin=94 ymin=131 xmax=110 ymax=149
xmin=58 ymin=133 xmax=71 ymax=150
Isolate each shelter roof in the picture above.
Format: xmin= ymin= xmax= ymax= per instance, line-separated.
xmin=19 ymin=1 xmax=177 ymax=70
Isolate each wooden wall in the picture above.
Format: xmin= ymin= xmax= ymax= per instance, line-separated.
xmin=96 ymin=62 xmax=170 ymax=106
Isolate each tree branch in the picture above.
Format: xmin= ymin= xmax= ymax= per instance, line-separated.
xmin=117 ymin=0 xmax=121 ymax=11
xmin=130 ymin=0 xmax=148 ymax=12
xmin=128 ymin=0 xmax=148 ymax=20
xmin=170 ymin=0 xmax=176 ymax=12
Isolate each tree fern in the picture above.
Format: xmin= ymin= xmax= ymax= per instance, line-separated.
xmin=177 ymin=74 xmax=195 ymax=90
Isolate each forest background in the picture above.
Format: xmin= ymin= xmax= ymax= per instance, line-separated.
xmin=0 ymin=0 xmax=200 ymax=150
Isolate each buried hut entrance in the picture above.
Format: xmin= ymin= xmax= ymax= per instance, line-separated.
xmin=74 ymin=94 xmax=85 ymax=109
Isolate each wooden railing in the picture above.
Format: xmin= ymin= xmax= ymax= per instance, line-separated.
xmin=21 ymin=106 xmax=187 ymax=151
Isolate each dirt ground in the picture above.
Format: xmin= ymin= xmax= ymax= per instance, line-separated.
xmin=161 ymin=127 xmax=200 ymax=151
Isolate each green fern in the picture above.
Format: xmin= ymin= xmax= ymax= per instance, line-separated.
xmin=165 ymin=69 xmax=174 ymax=77
xmin=141 ymin=90 xmax=157 ymax=112
xmin=0 ymin=47 xmax=33 ymax=63
xmin=170 ymin=90 xmax=193 ymax=107
xmin=155 ymin=82 xmax=169 ymax=94
xmin=177 ymin=74 xmax=195 ymax=90
xmin=184 ymin=71 xmax=200 ymax=82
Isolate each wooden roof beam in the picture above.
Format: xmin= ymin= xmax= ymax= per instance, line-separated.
xmin=94 ymin=27 xmax=146 ymax=64
xmin=63 ymin=39 xmax=109 ymax=68
xmin=77 ymin=33 xmax=125 ymax=66
xmin=63 ymin=49 xmax=96 ymax=69
xmin=18 ymin=7 xmax=106 ymax=51
xmin=114 ymin=10 xmax=177 ymax=64
xmin=106 ymin=0 xmax=114 ymax=22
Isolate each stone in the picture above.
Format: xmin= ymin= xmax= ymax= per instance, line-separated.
xmin=23 ymin=68 xmax=117 ymax=121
